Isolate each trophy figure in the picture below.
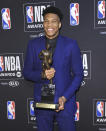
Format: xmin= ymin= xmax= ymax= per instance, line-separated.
xmin=35 ymin=44 xmax=59 ymax=110
xmin=39 ymin=44 xmax=53 ymax=83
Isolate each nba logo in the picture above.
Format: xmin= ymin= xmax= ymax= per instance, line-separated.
xmin=98 ymin=1 xmax=105 ymax=19
xmin=30 ymin=101 xmax=35 ymax=116
xmin=7 ymin=101 xmax=15 ymax=120
xmin=96 ymin=101 xmax=104 ymax=117
xmin=75 ymin=102 xmax=79 ymax=121
xmin=70 ymin=3 xmax=79 ymax=26
xmin=0 ymin=56 xmax=4 ymax=71
xmin=1 ymin=8 xmax=11 ymax=29
xmin=26 ymin=6 xmax=34 ymax=23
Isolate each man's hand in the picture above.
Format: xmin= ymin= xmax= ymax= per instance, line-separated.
xmin=56 ymin=96 xmax=67 ymax=112
xmin=45 ymin=68 xmax=55 ymax=80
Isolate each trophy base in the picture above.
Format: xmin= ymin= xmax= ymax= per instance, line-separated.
xmin=35 ymin=102 xmax=59 ymax=110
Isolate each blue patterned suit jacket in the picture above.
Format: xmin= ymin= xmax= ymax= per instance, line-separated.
xmin=23 ymin=35 xmax=83 ymax=114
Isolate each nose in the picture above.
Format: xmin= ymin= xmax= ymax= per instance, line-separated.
xmin=47 ymin=21 xmax=52 ymax=26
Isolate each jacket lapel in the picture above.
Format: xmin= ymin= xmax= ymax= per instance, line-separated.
xmin=53 ymin=35 xmax=63 ymax=68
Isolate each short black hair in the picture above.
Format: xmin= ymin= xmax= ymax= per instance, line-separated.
xmin=42 ymin=6 xmax=63 ymax=21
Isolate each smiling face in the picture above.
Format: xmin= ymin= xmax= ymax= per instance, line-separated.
xmin=43 ymin=13 xmax=61 ymax=39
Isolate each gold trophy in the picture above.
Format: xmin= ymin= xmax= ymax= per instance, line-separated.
xmin=35 ymin=44 xmax=59 ymax=110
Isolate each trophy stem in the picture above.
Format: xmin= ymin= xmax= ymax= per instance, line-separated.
xmin=50 ymin=79 xmax=53 ymax=84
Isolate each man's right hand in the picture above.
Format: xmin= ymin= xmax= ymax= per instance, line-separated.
xmin=45 ymin=68 xmax=56 ymax=80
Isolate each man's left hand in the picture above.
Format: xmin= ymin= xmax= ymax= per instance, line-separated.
xmin=56 ymin=96 xmax=67 ymax=112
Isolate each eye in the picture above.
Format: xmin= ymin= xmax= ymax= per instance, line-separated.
xmin=52 ymin=20 xmax=57 ymax=23
xmin=44 ymin=20 xmax=48 ymax=23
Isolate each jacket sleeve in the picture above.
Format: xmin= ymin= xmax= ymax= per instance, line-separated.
xmin=63 ymin=40 xmax=83 ymax=101
xmin=23 ymin=40 xmax=42 ymax=83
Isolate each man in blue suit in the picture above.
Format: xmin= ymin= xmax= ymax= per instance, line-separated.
xmin=23 ymin=6 xmax=83 ymax=131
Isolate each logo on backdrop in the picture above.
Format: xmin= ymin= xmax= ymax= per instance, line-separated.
xmin=75 ymin=102 xmax=80 ymax=121
xmin=23 ymin=1 xmax=55 ymax=32
xmin=93 ymin=99 xmax=106 ymax=125
xmin=9 ymin=80 xmax=19 ymax=87
xmin=94 ymin=0 xmax=106 ymax=28
xmin=0 ymin=53 xmax=24 ymax=80
xmin=70 ymin=3 xmax=79 ymax=26
xmin=7 ymin=101 xmax=15 ymax=120
xmin=27 ymin=98 xmax=37 ymax=127
xmin=81 ymin=51 xmax=91 ymax=79
xmin=0 ymin=80 xmax=20 ymax=88
xmin=1 ymin=8 xmax=11 ymax=29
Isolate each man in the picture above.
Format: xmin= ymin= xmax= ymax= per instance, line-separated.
xmin=23 ymin=6 xmax=83 ymax=131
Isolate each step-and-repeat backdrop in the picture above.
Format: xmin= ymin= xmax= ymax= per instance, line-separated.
xmin=0 ymin=0 xmax=106 ymax=131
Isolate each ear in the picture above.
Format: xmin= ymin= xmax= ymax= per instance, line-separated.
xmin=59 ymin=22 xmax=61 ymax=29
